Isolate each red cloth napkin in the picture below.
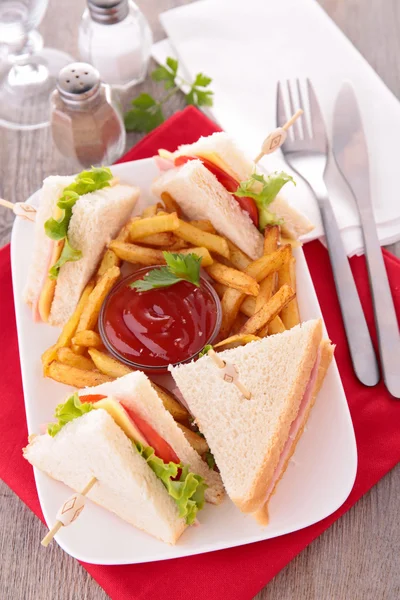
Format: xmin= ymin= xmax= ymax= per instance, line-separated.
xmin=1 ymin=106 xmax=400 ymax=600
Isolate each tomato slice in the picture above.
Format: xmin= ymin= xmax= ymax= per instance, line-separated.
xmin=80 ymin=394 xmax=107 ymax=403
xmin=174 ymin=155 xmax=259 ymax=228
xmin=121 ymin=402 xmax=180 ymax=465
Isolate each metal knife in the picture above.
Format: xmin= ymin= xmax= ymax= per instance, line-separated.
xmin=332 ymin=82 xmax=400 ymax=398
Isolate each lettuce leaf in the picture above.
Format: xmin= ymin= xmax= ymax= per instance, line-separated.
xmin=47 ymin=393 xmax=93 ymax=437
xmin=136 ymin=442 xmax=207 ymax=525
xmin=235 ymin=171 xmax=295 ymax=230
xmin=44 ymin=166 xmax=113 ymax=277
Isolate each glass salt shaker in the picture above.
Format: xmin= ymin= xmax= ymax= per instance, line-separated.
xmin=78 ymin=0 xmax=153 ymax=89
xmin=50 ymin=62 xmax=126 ymax=167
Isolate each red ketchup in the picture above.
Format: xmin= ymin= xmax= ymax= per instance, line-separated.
xmin=100 ymin=268 xmax=221 ymax=372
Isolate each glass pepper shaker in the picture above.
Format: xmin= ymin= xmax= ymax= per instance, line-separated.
xmin=50 ymin=62 xmax=126 ymax=167
xmin=78 ymin=0 xmax=153 ymax=89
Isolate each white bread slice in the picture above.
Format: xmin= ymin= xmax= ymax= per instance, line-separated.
xmin=170 ymin=319 xmax=325 ymax=515
xmin=49 ymin=183 xmax=139 ymax=326
xmin=166 ymin=132 xmax=314 ymax=240
xmin=23 ymin=409 xmax=186 ymax=544
xmin=79 ymin=371 xmax=225 ymax=505
xmin=23 ymin=176 xmax=73 ymax=307
xmin=252 ymin=338 xmax=334 ymax=525
xmin=152 ymin=160 xmax=264 ymax=260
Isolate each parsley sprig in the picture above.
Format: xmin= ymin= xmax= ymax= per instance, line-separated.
xmin=124 ymin=57 xmax=214 ymax=133
xmin=235 ymin=171 xmax=295 ymax=231
xmin=129 ymin=252 xmax=202 ymax=292
xmin=44 ymin=167 xmax=113 ymax=279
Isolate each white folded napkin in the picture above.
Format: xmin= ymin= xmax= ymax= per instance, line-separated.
xmin=152 ymin=0 xmax=400 ymax=256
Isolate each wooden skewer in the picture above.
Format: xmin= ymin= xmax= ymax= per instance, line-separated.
xmin=0 ymin=198 xmax=37 ymax=222
xmin=207 ymin=349 xmax=252 ymax=400
xmin=254 ymin=109 xmax=304 ymax=163
xmin=41 ymin=477 xmax=98 ymax=547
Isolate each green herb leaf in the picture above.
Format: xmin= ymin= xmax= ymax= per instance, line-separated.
xmin=124 ymin=103 xmax=164 ymax=133
xmin=129 ymin=252 xmax=202 ymax=292
xmin=48 ymin=238 xmax=83 ymax=280
xmin=136 ymin=442 xmax=206 ymax=525
xmin=199 ymin=344 xmax=213 ymax=358
xmin=166 ymin=57 xmax=178 ymax=75
xmin=44 ymin=166 xmax=113 ymax=276
xmin=235 ymin=171 xmax=295 ymax=230
xmin=131 ymin=93 xmax=157 ymax=109
xmin=47 ymin=393 xmax=93 ymax=437
xmin=124 ymin=58 xmax=213 ymax=133
xmin=193 ymin=73 xmax=212 ymax=87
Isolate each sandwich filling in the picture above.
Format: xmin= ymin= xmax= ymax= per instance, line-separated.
xmin=263 ymin=349 xmax=321 ymax=505
xmin=156 ymin=151 xmax=294 ymax=233
xmin=47 ymin=393 xmax=207 ymax=524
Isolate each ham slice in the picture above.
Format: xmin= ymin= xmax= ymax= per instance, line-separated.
xmin=263 ymin=350 xmax=321 ymax=503
xmin=154 ymin=156 xmax=175 ymax=171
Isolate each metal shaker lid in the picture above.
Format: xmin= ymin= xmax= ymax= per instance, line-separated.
xmin=87 ymin=0 xmax=129 ymax=24
xmin=57 ymin=63 xmax=101 ymax=104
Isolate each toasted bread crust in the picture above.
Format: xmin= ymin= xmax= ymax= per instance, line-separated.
xmin=231 ymin=320 xmax=324 ymax=513
xmin=252 ymin=339 xmax=334 ymax=524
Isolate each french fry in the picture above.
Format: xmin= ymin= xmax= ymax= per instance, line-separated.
xmin=214 ymin=333 xmax=260 ymax=351
xmin=206 ymin=262 xmax=259 ymax=296
xmin=255 ymin=226 xmax=280 ymax=313
xmin=57 ymin=347 xmax=96 ymax=371
xmin=109 ymin=241 xmax=164 ymax=266
xmin=259 ymin=315 xmax=286 ymax=337
xmin=167 ymin=238 xmax=190 ymax=251
xmin=177 ymin=424 xmax=209 ymax=455
xmin=179 ymin=246 xmax=214 ymax=267
xmin=88 ymin=348 xmax=132 ymax=378
xmin=41 ymin=280 xmax=95 ymax=373
xmin=240 ymin=296 xmax=256 ymax=317
xmin=224 ymin=240 xmax=251 ymax=271
xmin=47 ymin=362 xmax=113 ymax=388
xmin=161 ymin=192 xmax=181 ymax=216
xmin=240 ymin=284 xmax=295 ymax=335
xmin=141 ymin=204 xmax=160 ymax=218
xmin=72 ymin=330 xmax=103 ymax=348
xmin=213 ymin=282 xmax=228 ymax=299
xmin=219 ymin=245 xmax=292 ymax=338
xmin=96 ymin=222 xmax=131 ymax=282
xmin=280 ymin=235 xmax=302 ymax=249
xmin=175 ymin=219 xmax=230 ymax=258
xmin=189 ymin=220 xmax=216 ymax=234
xmin=278 ymin=255 xmax=300 ymax=329
xmin=136 ymin=232 xmax=175 ymax=247
xmin=76 ymin=266 xmax=120 ymax=337
xmin=130 ymin=213 xmax=179 ymax=241
xmin=151 ymin=382 xmax=190 ymax=423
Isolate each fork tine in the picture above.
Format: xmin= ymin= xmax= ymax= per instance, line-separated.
xmin=276 ymin=81 xmax=288 ymax=129
xmin=296 ymin=79 xmax=310 ymax=139
xmin=287 ymin=80 xmax=302 ymax=139
xmin=306 ymin=78 xmax=325 ymax=140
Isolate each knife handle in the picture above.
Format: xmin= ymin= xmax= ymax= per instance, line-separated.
xmin=314 ymin=186 xmax=380 ymax=386
xmin=358 ymin=208 xmax=400 ymax=398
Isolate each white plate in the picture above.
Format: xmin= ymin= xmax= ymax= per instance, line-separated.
xmin=11 ymin=158 xmax=357 ymax=565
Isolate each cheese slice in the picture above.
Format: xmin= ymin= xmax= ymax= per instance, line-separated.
xmin=93 ymin=397 xmax=148 ymax=446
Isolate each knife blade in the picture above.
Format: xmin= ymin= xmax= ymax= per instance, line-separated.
xmin=333 ymin=82 xmax=400 ymax=398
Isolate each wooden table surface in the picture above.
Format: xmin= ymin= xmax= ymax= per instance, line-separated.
xmin=1 ymin=1 xmax=399 ymax=598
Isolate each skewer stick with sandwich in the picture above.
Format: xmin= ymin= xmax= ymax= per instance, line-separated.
xmin=24 ymin=372 xmax=224 ymax=545
xmin=152 ymin=129 xmax=313 ymax=261
xmin=170 ymin=319 xmax=334 ymax=525
xmin=22 ymin=167 xmax=139 ymax=326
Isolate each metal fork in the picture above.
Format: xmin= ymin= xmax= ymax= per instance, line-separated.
xmin=277 ymin=79 xmax=379 ymax=386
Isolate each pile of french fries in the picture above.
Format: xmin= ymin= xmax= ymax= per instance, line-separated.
xmin=42 ymin=191 xmax=300 ymax=409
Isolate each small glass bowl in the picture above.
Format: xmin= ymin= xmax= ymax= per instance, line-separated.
xmin=98 ymin=267 xmax=222 ymax=374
